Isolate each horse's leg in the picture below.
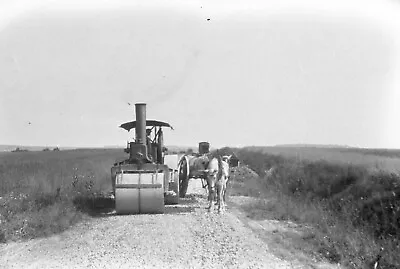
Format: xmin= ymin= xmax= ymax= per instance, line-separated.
xmin=216 ymin=182 xmax=222 ymax=213
xmin=206 ymin=186 xmax=212 ymax=209
xmin=224 ymin=177 xmax=229 ymax=204
xmin=222 ymin=180 xmax=227 ymax=212
xmin=214 ymin=183 xmax=218 ymax=205
xmin=206 ymin=184 xmax=215 ymax=212
xmin=223 ymin=187 xmax=227 ymax=209
xmin=209 ymin=187 xmax=215 ymax=212
xmin=206 ymin=172 xmax=217 ymax=212
xmin=218 ymin=185 xmax=222 ymax=213
xmin=222 ymin=187 xmax=226 ymax=205
xmin=220 ymin=177 xmax=227 ymax=213
xmin=202 ymin=178 xmax=209 ymax=197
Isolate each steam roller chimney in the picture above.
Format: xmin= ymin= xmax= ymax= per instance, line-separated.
xmin=135 ymin=103 xmax=146 ymax=145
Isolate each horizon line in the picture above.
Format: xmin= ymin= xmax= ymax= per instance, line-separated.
xmin=1 ymin=143 xmax=400 ymax=151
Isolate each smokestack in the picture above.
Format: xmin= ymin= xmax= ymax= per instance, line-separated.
xmin=135 ymin=103 xmax=146 ymax=145
xmin=199 ymin=142 xmax=210 ymax=155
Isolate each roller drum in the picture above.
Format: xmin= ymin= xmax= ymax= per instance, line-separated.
xmin=115 ymin=188 xmax=164 ymax=214
xmin=114 ymin=167 xmax=165 ymax=214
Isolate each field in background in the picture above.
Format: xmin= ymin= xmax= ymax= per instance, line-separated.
xmin=245 ymin=146 xmax=400 ymax=173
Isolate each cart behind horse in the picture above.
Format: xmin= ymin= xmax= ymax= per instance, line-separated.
xmin=177 ymin=142 xmax=212 ymax=197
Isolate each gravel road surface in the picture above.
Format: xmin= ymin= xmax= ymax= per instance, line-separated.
xmin=1 ymin=180 xmax=316 ymax=269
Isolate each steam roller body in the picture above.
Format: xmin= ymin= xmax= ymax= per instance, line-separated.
xmin=111 ymin=103 xmax=180 ymax=214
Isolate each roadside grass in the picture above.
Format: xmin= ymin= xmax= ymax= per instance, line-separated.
xmin=0 ymin=149 xmax=124 ymax=242
xmin=225 ymin=148 xmax=400 ymax=269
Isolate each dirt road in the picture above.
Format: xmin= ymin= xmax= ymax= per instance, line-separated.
xmin=1 ymin=180 xmax=327 ymax=269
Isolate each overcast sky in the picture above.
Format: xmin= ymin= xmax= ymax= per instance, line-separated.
xmin=1 ymin=0 xmax=400 ymax=148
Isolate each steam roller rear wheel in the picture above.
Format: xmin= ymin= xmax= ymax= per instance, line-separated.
xmin=179 ymin=175 xmax=189 ymax=198
xmin=178 ymin=157 xmax=189 ymax=198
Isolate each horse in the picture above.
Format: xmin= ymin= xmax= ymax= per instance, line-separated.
xmin=204 ymin=155 xmax=229 ymax=213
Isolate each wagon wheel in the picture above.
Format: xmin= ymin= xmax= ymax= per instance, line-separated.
xmin=178 ymin=156 xmax=189 ymax=198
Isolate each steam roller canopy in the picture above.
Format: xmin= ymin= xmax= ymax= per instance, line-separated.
xmin=115 ymin=169 xmax=165 ymax=214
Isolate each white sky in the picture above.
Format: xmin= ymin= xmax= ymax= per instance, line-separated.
xmin=1 ymin=0 xmax=400 ymax=148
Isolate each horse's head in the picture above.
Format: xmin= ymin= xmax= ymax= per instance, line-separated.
xmin=222 ymin=155 xmax=231 ymax=162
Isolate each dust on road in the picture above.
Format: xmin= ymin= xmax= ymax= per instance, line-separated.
xmin=0 ymin=180 xmax=312 ymax=269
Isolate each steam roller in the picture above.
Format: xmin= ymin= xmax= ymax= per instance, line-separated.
xmin=111 ymin=103 xmax=181 ymax=214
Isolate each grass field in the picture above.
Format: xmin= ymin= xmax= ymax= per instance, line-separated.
xmin=244 ymin=146 xmax=400 ymax=173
